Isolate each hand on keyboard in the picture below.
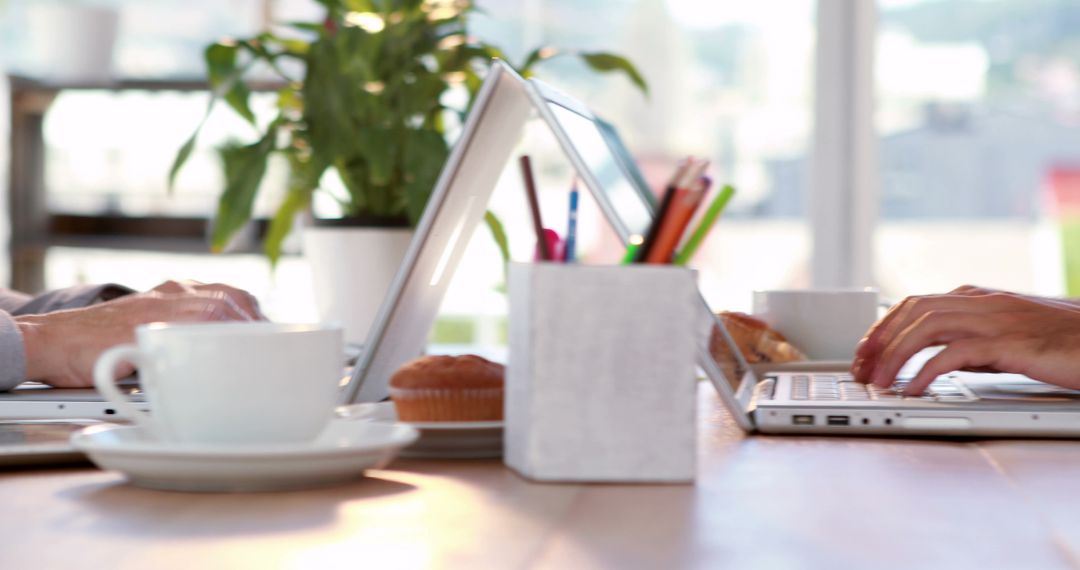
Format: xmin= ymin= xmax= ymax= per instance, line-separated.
xmin=850 ymin=286 xmax=1080 ymax=396
xmin=791 ymin=374 xmax=974 ymax=402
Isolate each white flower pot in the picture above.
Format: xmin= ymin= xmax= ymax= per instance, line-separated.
xmin=303 ymin=224 xmax=414 ymax=346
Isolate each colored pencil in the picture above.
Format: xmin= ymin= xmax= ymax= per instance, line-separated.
xmin=672 ymin=184 xmax=735 ymax=266
xmin=564 ymin=178 xmax=579 ymax=262
xmin=518 ymin=155 xmax=551 ymax=261
xmin=645 ymin=175 xmax=711 ymax=264
xmin=633 ymin=159 xmax=693 ymax=262
xmin=621 ymin=235 xmax=644 ymax=264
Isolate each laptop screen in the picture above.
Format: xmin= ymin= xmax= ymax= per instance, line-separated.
xmin=543 ymin=102 xmax=654 ymax=238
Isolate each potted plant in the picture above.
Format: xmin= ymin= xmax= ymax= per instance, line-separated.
xmin=168 ymin=0 xmax=646 ymax=343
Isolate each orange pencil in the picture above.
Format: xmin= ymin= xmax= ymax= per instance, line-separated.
xmin=633 ymin=158 xmax=692 ymax=263
xmin=645 ymin=166 xmax=710 ymax=264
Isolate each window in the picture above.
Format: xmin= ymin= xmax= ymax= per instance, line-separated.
xmin=874 ymin=0 xmax=1078 ymax=298
xmin=469 ymin=0 xmax=817 ymax=313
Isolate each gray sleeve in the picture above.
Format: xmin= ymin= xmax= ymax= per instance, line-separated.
xmin=0 ymin=311 xmax=26 ymax=391
xmin=0 ymin=284 xmax=134 ymax=391
xmin=1 ymin=284 xmax=133 ymax=316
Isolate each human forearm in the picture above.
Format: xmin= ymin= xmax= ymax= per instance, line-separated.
xmin=11 ymin=292 xmax=257 ymax=388
xmin=16 ymin=315 xmax=58 ymax=384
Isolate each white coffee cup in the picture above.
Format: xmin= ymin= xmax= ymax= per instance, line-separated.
xmin=752 ymin=289 xmax=879 ymax=361
xmin=93 ymin=322 xmax=343 ymax=445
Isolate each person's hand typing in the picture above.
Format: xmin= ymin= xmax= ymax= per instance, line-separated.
xmin=150 ymin=279 xmax=266 ymax=320
xmin=16 ymin=285 xmax=262 ymax=388
xmin=851 ymin=287 xmax=1080 ymax=396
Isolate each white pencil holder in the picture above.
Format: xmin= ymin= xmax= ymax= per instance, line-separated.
xmin=505 ymin=262 xmax=705 ymax=483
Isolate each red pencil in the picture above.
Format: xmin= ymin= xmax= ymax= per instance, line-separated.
xmin=518 ymin=155 xmax=551 ymax=261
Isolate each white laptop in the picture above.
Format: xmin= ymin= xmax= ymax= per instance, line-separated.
xmin=343 ymin=60 xmax=1080 ymax=438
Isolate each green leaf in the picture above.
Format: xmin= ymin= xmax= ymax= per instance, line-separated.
xmin=167 ymin=130 xmax=200 ymax=193
xmin=302 ymin=37 xmax=350 ymax=164
xmin=286 ymin=21 xmax=328 ymax=34
xmin=279 ymin=38 xmax=310 ymax=56
xmin=210 ymin=130 xmax=276 ymax=252
xmin=579 ymin=52 xmax=649 ymax=96
xmin=353 ymin=126 xmax=395 ymax=186
xmin=335 ymin=159 xmax=371 ymax=215
xmin=483 ymin=210 xmax=511 ymax=271
xmin=205 ymin=42 xmax=239 ymax=87
xmin=205 ymin=43 xmax=256 ymax=124
xmin=264 ymin=186 xmax=312 ymax=267
xmin=401 ymin=129 xmax=449 ymax=224
xmin=344 ymin=0 xmax=377 ymax=11
xmin=521 ymin=46 xmax=559 ymax=74
xmin=462 ymin=67 xmax=484 ymax=102
xmin=170 ymin=42 xmax=261 ymax=192
xmin=265 ymin=150 xmax=319 ymax=265
xmin=240 ymin=37 xmax=298 ymax=83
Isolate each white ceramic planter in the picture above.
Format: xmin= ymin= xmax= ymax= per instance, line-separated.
xmin=303 ymin=225 xmax=413 ymax=346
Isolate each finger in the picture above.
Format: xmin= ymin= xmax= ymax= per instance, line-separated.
xmin=151 ymin=280 xmax=186 ymax=294
xmin=853 ymin=310 xmax=904 ymax=380
xmin=193 ymin=283 xmax=263 ymax=320
xmin=855 ymin=293 xmax=1019 ymax=383
xmin=198 ymin=294 xmax=254 ymax=322
xmin=948 ymin=284 xmax=995 ymax=296
xmin=216 ymin=285 xmax=265 ymax=321
xmin=903 ymin=338 xmax=1001 ymax=396
xmin=869 ymin=311 xmax=995 ymax=387
xmin=854 ymin=295 xmax=933 ymax=381
xmin=163 ymin=293 xmax=250 ymax=323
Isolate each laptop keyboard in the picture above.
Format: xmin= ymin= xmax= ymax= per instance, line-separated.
xmin=790 ymin=374 xmax=976 ymax=403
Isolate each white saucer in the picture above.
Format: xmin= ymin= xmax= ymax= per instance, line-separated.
xmin=71 ymin=420 xmax=418 ymax=492
xmin=338 ymin=403 xmax=503 ymax=459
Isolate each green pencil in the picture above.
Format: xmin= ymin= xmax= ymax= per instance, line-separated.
xmin=672 ymin=185 xmax=735 ymax=266
xmin=621 ymin=235 xmax=644 ymax=265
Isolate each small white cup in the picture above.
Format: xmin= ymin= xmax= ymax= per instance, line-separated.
xmin=93 ymin=322 xmax=343 ymax=445
xmin=752 ymin=289 xmax=879 ymax=361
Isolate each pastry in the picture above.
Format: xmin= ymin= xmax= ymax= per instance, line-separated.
xmin=389 ymin=354 xmax=505 ymax=421
xmin=708 ymin=311 xmax=807 ymax=381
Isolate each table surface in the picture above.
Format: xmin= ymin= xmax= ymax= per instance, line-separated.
xmin=4 ymin=383 xmax=1080 ymax=570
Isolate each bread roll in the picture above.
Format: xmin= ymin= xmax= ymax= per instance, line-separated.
xmin=708 ymin=312 xmax=807 ymax=382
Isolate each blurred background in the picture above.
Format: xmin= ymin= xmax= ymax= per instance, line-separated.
xmin=2 ymin=0 xmax=1079 ymax=346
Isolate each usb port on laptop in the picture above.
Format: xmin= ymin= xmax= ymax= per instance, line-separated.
xmin=792 ymin=415 xmax=814 ymax=425
xmin=827 ymin=415 xmax=850 ymax=426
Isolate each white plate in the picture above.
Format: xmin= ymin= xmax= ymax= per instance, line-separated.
xmin=338 ymin=402 xmax=503 ymax=459
xmin=71 ymin=420 xmax=418 ymax=492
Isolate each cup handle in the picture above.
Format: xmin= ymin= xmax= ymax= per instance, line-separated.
xmin=93 ymin=344 xmax=154 ymax=434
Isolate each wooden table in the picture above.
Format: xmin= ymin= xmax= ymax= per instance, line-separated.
xmin=3 ymin=383 xmax=1079 ymax=570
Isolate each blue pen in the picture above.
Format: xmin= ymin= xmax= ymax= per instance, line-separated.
xmin=564 ymin=178 xmax=579 ymax=262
